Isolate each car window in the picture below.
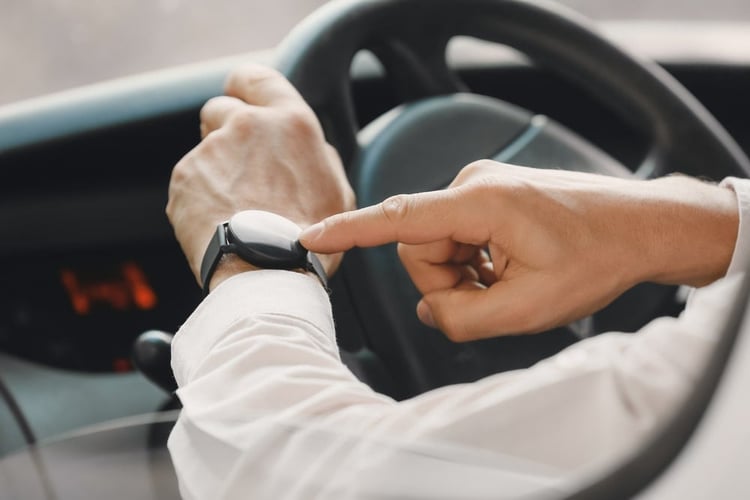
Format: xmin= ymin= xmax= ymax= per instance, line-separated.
xmin=3 ymin=0 xmax=750 ymax=106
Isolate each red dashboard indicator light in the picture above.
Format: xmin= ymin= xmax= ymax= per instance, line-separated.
xmin=122 ymin=262 xmax=158 ymax=310
xmin=60 ymin=269 xmax=92 ymax=315
xmin=60 ymin=262 xmax=158 ymax=315
xmin=112 ymin=358 xmax=132 ymax=373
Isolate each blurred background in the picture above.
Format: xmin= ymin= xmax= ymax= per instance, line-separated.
xmin=2 ymin=0 xmax=750 ymax=105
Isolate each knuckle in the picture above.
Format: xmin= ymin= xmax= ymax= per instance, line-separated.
xmin=164 ymin=194 xmax=173 ymax=216
xmin=455 ymin=159 xmax=494 ymax=182
xmin=280 ymin=107 xmax=319 ymax=138
xmin=166 ymin=165 xmax=188 ymax=220
xmin=165 ymin=197 xmax=177 ymax=222
xmin=227 ymin=108 xmax=258 ymax=134
xmin=223 ymin=69 xmax=242 ymax=95
xmin=453 ymin=160 xmax=517 ymax=193
xmin=199 ymin=96 xmax=224 ymax=120
xmin=456 ymin=175 xmax=503 ymax=206
xmin=169 ymin=156 xmax=191 ymax=186
xmin=380 ymin=194 xmax=412 ymax=225
xmin=225 ymin=64 xmax=280 ymax=94
xmin=465 ymin=159 xmax=494 ymax=172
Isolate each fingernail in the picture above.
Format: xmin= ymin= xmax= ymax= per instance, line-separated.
xmin=417 ymin=301 xmax=436 ymax=328
xmin=301 ymin=222 xmax=324 ymax=241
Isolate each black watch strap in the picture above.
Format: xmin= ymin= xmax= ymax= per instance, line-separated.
xmin=200 ymin=222 xmax=229 ymax=293
xmin=199 ymin=220 xmax=329 ymax=296
xmin=298 ymin=240 xmax=329 ymax=291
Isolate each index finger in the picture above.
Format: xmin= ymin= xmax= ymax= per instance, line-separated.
xmin=199 ymin=95 xmax=246 ymax=137
xmin=299 ymin=189 xmax=486 ymax=253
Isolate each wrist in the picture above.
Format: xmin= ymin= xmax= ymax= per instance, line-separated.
xmin=207 ymin=254 xmax=334 ymax=293
xmin=199 ymin=211 xmax=339 ymax=293
xmin=207 ymin=255 xmax=260 ymax=292
xmin=629 ymin=176 xmax=738 ymax=287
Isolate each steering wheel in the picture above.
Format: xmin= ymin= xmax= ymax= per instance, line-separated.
xmin=274 ymin=0 xmax=750 ymax=398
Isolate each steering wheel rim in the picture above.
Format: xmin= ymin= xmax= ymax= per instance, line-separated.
xmin=277 ymin=0 xmax=750 ymax=176
xmin=274 ymin=0 xmax=750 ymax=397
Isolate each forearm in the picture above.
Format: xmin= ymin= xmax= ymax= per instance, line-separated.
xmin=628 ymin=175 xmax=739 ymax=287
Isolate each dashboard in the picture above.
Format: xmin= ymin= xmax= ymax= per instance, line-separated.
xmin=0 ymin=245 xmax=200 ymax=372
xmin=2 ymin=51 xmax=748 ymax=374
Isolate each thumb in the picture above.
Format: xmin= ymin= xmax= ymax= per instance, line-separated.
xmin=419 ymin=278 xmax=543 ymax=341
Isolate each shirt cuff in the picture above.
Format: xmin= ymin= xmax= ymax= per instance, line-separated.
xmin=720 ymin=177 xmax=750 ymax=276
xmin=171 ymin=270 xmax=335 ymax=386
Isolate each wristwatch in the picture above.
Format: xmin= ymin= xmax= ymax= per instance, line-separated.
xmin=199 ymin=210 xmax=328 ymax=295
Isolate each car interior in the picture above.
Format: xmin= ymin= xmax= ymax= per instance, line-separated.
xmin=1 ymin=0 xmax=749 ymax=498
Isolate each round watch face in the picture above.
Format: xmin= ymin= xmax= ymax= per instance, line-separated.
xmin=227 ymin=210 xmax=306 ymax=268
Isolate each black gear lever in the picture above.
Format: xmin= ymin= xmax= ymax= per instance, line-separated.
xmin=132 ymin=330 xmax=177 ymax=393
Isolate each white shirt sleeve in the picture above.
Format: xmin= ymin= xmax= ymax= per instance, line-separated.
xmin=168 ymin=180 xmax=749 ymax=500
xmin=720 ymin=177 xmax=750 ymax=276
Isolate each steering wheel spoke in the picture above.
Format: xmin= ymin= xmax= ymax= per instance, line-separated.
xmin=313 ymin=81 xmax=361 ymax=167
xmin=368 ymin=33 xmax=466 ymax=101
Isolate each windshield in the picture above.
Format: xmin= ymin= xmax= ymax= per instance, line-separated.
xmin=3 ymin=0 xmax=750 ymax=106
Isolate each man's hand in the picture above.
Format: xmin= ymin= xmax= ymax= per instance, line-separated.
xmin=300 ymin=161 xmax=738 ymax=341
xmin=167 ymin=64 xmax=355 ymax=290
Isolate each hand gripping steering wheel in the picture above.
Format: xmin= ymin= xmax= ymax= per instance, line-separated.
xmin=274 ymin=0 xmax=750 ymax=398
